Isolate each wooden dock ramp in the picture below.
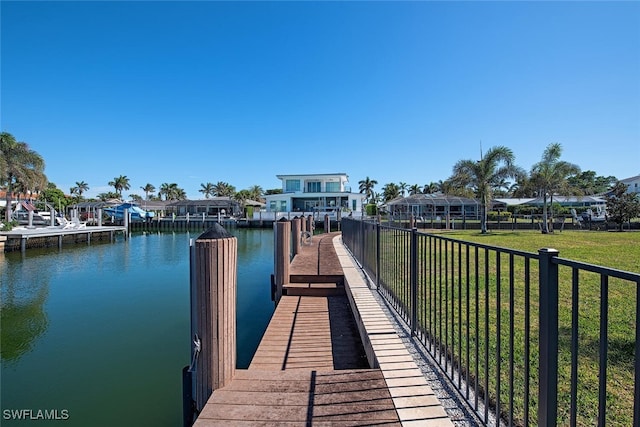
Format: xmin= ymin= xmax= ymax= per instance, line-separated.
xmin=193 ymin=232 xmax=453 ymax=426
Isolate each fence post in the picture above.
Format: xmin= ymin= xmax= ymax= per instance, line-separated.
xmin=375 ymin=222 xmax=381 ymax=290
xmin=410 ymin=228 xmax=418 ymax=335
xmin=538 ymin=248 xmax=560 ymax=427
xmin=190 ymin=224 xmax=237 ymax=417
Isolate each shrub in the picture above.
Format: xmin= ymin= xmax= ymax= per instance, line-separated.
xmin=365 ymin=204 xmax=378 ymax=216
xmin=487 ymin=211 xmax=512 ymax=221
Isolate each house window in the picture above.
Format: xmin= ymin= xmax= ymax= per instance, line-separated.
xmin=306 ymin=181 xmax=321 ymax=193
xmin=325 ymin=182 xmax=340 ymax=192
xmin=285 ymin=180 xmax=300 ymax=192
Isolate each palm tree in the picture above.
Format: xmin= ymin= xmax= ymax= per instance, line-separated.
xmin=212 ymin=181 xmax=235 ymax=198
xmin=108 ymin=175 xmax=130 ymax=198
xmin=423 ymin=182 xmax=439 ymax=194
xmin=451 ymin=145 xmax=523 ymax=234
xmin=141 ymin=183 xmax=155 ymax=200
xmin=530 ymin=143 xmax=581 ymax=233
xmin=409 ymin=184 xmax=421 ymax=196
xmin=382 ymin=183 xmax=401 ymax=202
xmin=174 ymin=187 xmax=187 ymax=200
xmin=75 ymin=181 xmax=89 ymax=198
xmin=399 ymin=182 xmax=408 ymax=197
xmin=158 ymin=183 xmax=172 ymax=200
xmin=159 ymin=182 xmax=185 ymax=200
xmin=199 ymin=182 xmax=215 ymax=199
xmin=234 ymin=189 xmax=251 ymax=215
xmin=358 ymin=177 xmax=378 ymax=204
xmin=1 ymin=132 xmax=47 ymax=221
xmin=247 ymin=185 xmax=264 ymax=202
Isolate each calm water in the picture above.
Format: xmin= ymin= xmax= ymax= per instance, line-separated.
xmin=1 ymin=228 xmax=275 ymax=426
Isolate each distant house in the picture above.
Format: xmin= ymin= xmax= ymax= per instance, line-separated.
xmin=620 ymin=174 xmax=640 ymax=195
xmin=494 ymin=195 xmax=607 ymax=209
xmin=166 ymin=197 xmax=241 ymax=217
xmin=264 ymin=173 xmax=363 ymax=214
xmin=385 ymin=193 xmax=481 ymax=219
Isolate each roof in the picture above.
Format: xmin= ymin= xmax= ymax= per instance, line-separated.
xmin=166 ymin=197 xmax=239 ymax=207
xmin=495 ymin=195 xmax=606 ymax=206
xmin=620 ymin=174 xmax=640 ymax=184
xmin=276 ymin=173 xmax=349 ymax=179
xmin=386 ymin=194 xmax=479 ymax=206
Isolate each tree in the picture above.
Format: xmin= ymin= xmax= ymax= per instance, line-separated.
xmin=159 ymin=182 xmax=186 ymax=200
xmin=605 ymin=182 xmax=640 ymax=231
xmin=567 ymin=171 xmax=617 ymax=195
xmin=38 ymin=183 xmax=72 ymax=213
xmin=265 ymin=188 xmax=283 ymax=195
xmin=1 ymin=132 xmax=47 ymax=221
xmin=423 ymin=182 xmax=438 ymax=194
xmin=358 ymin=177 xmax=378 ymax=204
xmin=451 ymin=145 xmax=523 ymax=234
xmin=530 ymin=143 xmax=581 ymax=233
xmin=212 ymin=181 xmax=235 ymax=198
xmin=399 ymin=182 xmax=408 ymax=197
xmin=247 ymin=185 xmax=264 ymax=202
xmin=141 ymin=183 xmax=155 ymax=200
xmin=382 ymin=182 xmax=400 ymax=202
xmin=75 ymin=181 xmax=89 ymax=198
xmin=409 ymin=184 xmax=421 ymax=195
xmin=97 ymin=192 xmax=120 ymax=201
xmin=199 ymin=182 xmax=215 ymax=199
xmin=437 ymin=179 xmax=456 ymax=195
xmin=510 ymin=173 xmax=536 ymax=198
xmin=108 ymin=175 xmax=130 ymax=198
xmin=234 ymin=189 xmax=251 ymax=214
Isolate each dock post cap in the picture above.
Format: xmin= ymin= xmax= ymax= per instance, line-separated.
xmin=197 ymin=223 xmax=233 ymax=240
xmin=278 ymin=217 xmax=289 ymax=222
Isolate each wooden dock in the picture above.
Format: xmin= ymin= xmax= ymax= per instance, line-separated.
xmin=193 ymin=232 xmax=453 ymax=426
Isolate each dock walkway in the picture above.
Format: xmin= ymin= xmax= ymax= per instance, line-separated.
xmin=194 ymin=232 xmax=453 ymax=426
xmin=1 ymin=225 xmax=127 ymax=252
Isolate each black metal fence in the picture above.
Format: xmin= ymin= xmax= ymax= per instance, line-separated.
xmin=341 ymin=217 xmax=640 ymax=427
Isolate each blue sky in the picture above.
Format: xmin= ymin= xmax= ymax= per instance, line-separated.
xmin=2 ymin=1 xmax=639 ymax=200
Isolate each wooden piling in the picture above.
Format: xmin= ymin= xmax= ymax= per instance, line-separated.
xmin=191 ymin=224 xmax=237 ymax=413
xmin=273 ymin=219 xmax=291 ymax=304
xmin=324 ymin=214 xmax=330 ymax=233
xmin=306 ymin=215 xmax=314 ymax=234
xmin=291 ymin=217 xmax=301 ymax=256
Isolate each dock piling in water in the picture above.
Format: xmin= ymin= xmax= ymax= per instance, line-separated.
xmin=189 ymin=224 xmax=237 ymax=418
xmin=273 ymin=219 xmax=291 ymax=304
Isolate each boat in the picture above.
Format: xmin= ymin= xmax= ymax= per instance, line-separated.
xmin=104 ymin=203 xmax=154 ymax=222
xmin=581 ymin=205 xmax=607 ymax=222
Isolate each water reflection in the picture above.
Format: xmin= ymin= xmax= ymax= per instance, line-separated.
xmin=1 ymin=255 xmax=50 ymax=363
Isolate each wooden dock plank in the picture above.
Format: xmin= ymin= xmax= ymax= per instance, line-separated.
xmin=197 ymin=368 xmax=401 ymax=426
xmin=193 ymin=232 xmax=454 ymax=427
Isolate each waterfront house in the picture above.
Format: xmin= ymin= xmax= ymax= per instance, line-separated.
xmin=166 ymin=197 xmax=241 ymax=217
xmin=620 ymin=174 xmax=640 ymax=195
xmin=263 ymin=173 xmax=363 ymax=215
xmin=385 ymin=193 xmax=481 ymax=220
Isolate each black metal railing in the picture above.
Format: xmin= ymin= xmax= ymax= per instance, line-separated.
xmin=341 ymin=217 xmax=640 ymax=427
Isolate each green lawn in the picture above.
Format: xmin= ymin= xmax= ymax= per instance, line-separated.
xmin=376 ymin=229 xmax=639 ymax=426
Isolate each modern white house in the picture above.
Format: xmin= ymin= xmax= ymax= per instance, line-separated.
xmin=264 ymin=173 xmax=363 ymax=215
xmin=620 ymin=174 xmax=640 ymax=195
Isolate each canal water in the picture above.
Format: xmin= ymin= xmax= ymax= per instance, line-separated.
xmin=1 ymin=228 xmax=275 ymax=426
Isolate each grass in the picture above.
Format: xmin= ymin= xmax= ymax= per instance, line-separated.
xmin=373 ymin=229 xmax=640 ymax=426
